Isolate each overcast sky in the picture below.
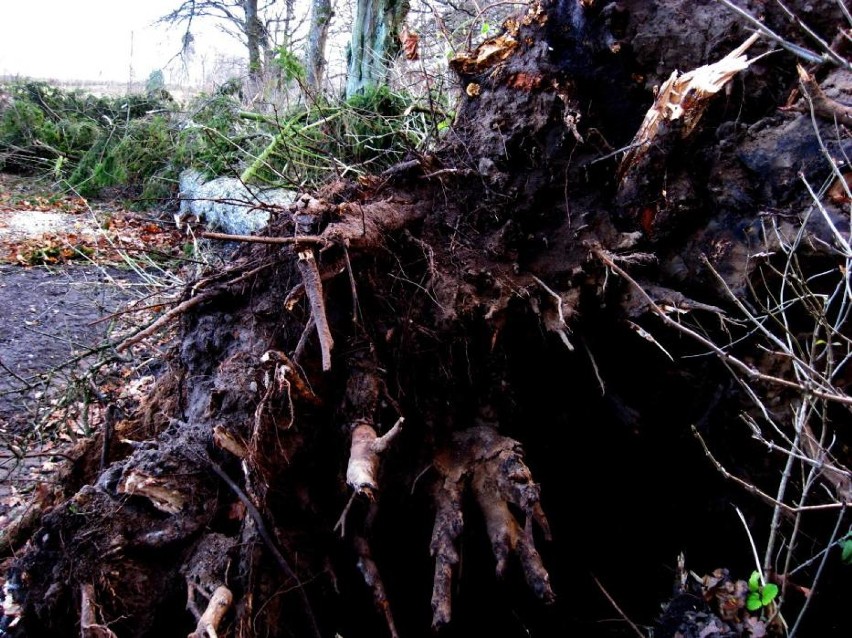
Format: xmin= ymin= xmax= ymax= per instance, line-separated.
xmin=0 ymin=0 xmax=244 ymax=84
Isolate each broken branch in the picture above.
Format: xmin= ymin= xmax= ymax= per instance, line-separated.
xmin=200 ymin=231 xmax=326 ymax=245
xmin=296 ymin=249 xmax=334 ymax=371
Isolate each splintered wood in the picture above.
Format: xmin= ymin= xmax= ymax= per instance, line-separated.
xmin=619 ymin=34 xmax=760 ymax=179
xmin=430 ymin=426 xmax=553 ymax=628
xmin=117 ymin=470 xmax=187 ymax=514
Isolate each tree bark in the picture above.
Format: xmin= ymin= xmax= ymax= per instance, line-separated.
xmin=244 ymin=0 xmax=266 ymax=80
xmin=305 ymin=0 xmax=334 ymax=92
xmin=346 ymin=0 xmax=410 ymax=98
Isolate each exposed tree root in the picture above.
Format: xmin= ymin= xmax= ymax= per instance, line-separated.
xmin=187 ymin=585 xmax=232 ymax=638
xmin=346 ymin=419 xmax=404 ymax=498
xmin=430 ymin=425 xmax=553 ymax=628
xmin=7 ymin=2 xmax=852 ymax=636
xmin=80 ymin=584 xmax=118 ymax=638
xmin=352 ymin=535 xmax=399 ymax=638
xmin=296 ymin=249 xmax=334 ymax=371
xmin=796 ymin=64 xmax=852 ymax=127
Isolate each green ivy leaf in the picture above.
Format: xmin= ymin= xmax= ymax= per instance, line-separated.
xmin=746 ymin=592 xmax=762 ymax=611
xmin=481 ymin=22 xmax=490 ymax=36
xmin=748 ymin=571 xmax=761 ymax=592
xmin=761 ymin=583 xmax=779 ymax=606
xmin=841 ymin=538 xmax=852 ymax=564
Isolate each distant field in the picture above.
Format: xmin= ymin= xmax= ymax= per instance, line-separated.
xmin=0 ymin=75 xmax=203 ymax=103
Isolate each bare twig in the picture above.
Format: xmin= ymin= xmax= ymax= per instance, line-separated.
xmin=716 ymin=0 xmax=841 ymax=67
xmin=0 ymin=357 xmax=33 ymax=388
xmin=115 ymin=291 xmax=214 ymax=352
xmin=692 ymin=426 xmax=850 ymax=512
xmin=200 ymin=230 xmax=327 ymax=245
xmin=734 ymin=506 xmax=766 ymax=583
xmin=597 ymin=249 xmax=852 ymax=405
xmin=202 ymin=457 xmax=321 ymax=638
xmin=592 ymin=574 xmax=647 ymax=638
xmin=788 ymin=506 xmax=847 ymax=638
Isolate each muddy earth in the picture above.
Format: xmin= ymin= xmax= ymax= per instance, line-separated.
xmin=0 ymin=266 xmax=142 ymax=429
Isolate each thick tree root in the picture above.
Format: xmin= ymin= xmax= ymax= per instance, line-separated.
xmin=430 ymin=425 xmax=554 ymax=628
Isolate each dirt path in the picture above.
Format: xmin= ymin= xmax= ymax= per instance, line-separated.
xmin=0 ymin=264 xmax=143 ymax=428
xmin=0 ymin=173 xmax=184 ymax=513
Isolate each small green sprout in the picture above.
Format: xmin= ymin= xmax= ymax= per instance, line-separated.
xmin=841 ymin=533 xmax=852 ymax=565
xmin=746 ymin=571 xmax=779 ymax=612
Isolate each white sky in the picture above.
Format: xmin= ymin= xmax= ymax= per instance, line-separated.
xmin=0 ymin=0 xmax=245 ymax=84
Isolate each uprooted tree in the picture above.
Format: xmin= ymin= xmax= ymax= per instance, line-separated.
xmin=4 ymin=1 xmax=852 ymax=637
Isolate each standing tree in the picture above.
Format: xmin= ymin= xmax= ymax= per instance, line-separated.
xmin=305 ymin=0 xmax=334 ymax=92
xmin=346 ymin=0 xmax=410 ymax=97
xmin=5 ymin=1 xmax=852 ymax=638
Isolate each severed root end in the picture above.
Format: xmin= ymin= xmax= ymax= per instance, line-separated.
xmin=430 ymin=426 xmax=554 ymax=629
xmin=187 ymin=585 xmax=233 ymax=638
xmin=345 ymin=419 xmax=404 ymax=498
xmin=296 ymin=250 xmax=334 ymax=371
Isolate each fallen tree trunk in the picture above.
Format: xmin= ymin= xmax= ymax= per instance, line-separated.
xmin=5 ymin=1 xmax=852 ymax=637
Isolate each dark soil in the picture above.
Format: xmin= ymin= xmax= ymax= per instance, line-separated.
xmin=0 ymin=265 xmax=141 ymax=430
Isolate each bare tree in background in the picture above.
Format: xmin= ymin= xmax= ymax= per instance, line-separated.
xmin=161 ymin=0 xmax=306 ymax=83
